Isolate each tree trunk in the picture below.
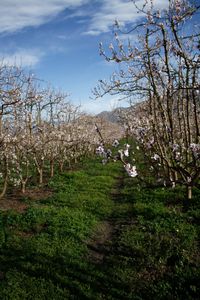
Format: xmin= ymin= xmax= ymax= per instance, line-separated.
xmin=21 ymin=177 xmax=28 ymax=194
xmin=0 ymin=157 xmax=9 ymax=199
xmin=21 ymin=161 xmax=29 ymax=194
xmin=0 ymin=176 xmax=8 ymax=199
xmin=39 ymin=168 xmax=43 ymax=185
xmin=21 ymin=181 xmax=26 ymax=194
xmin=50 ymin=160 xmax=54 ymax=177
xmin=187 ymin=185 xmax=192 ymax=200
xmin=59 ymin=162 xmax=64 ymax=172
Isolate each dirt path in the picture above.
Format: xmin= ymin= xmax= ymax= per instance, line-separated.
xmin=87 ymin=220 xmax=114 ymax=263
xmin=86 ymin=176 xmax=124 ymax=264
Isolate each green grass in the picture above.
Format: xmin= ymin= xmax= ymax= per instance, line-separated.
xmin=0 ymin=145 xmax=199 ymax=299
xmin=0 ymin=159 xmax=123 ymax=299
xmin=96 ymin=170 xmax=200 ymax=300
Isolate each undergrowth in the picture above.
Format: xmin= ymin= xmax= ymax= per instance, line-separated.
xmin=0 ymin=142 xmax=199 ymax=299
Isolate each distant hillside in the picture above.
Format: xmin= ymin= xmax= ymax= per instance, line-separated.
xmin=96 ymin=102 xmax=146 ymax=124
xmin=96 ymin=107 xmax=128 ymax=123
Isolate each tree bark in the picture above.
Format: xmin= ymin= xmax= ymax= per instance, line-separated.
xmin=0 ymin=157 xmax=9 ymax=199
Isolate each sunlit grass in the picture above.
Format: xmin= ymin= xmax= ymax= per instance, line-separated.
xmin=0 ymin=145 xmax=199 ymax=299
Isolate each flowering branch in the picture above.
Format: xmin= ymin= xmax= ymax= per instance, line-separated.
xmin=95 ymin=123 xmax=138 ymax=178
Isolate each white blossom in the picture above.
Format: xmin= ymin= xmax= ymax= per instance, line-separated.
xmin=124 ymin=149 xmax=129 ymax=157
xmin=96 ymin=145 xmax=105 ymax=155
xmin=112 ymin=139 xmax=119 ymax=147
xmin=152 ymin=153 xmax=160 ymax=161
xmin=124 ymin=164 xmax=137 ymax=177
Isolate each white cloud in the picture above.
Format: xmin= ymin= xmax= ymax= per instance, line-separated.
xmin=0 ymin=49 xmax=44 ymax=67
xmin=81 ymin=95 xmax=129 ymax=114
xmin=0 ymin=0 xmax=169 ymax=36
xmin=85 ymin=0 xmax=169 ymax=35
xmin=0 ymin=0 xmax=89 ymax=34
xmin=57 ymin=35 xmax=68 ymax=40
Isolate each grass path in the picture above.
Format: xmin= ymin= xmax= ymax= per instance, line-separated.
xmin=0 ymin=156 xmax=199 ymax=299
xmin=86 ymin=176 xmax=124 ymax=264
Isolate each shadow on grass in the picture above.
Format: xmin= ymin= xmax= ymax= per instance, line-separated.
xmin=0 ymin=238 xmax=134 ymax=300
xmin=0 ymin=243 xmax=100 ymax=299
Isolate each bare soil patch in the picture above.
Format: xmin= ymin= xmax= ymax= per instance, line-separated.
xmin=87 ymin=221 xmax=114 ymax=264
xmin=0 ymin=188 xmax=52 ymax=212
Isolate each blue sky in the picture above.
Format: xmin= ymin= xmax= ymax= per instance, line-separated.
xmin=0 ymin=0 xmax=195 ymax=114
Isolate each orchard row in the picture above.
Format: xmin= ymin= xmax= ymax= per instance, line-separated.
xmin=0 ymin=65 xmax=122 ymax=198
